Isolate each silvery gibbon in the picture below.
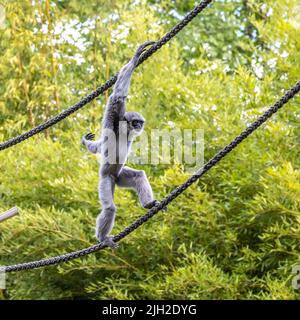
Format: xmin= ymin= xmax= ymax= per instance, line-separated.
xmin=82 ymin=41 xmax=160 ymax=248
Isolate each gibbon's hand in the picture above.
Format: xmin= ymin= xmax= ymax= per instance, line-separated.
xmin=131 ymin=41 xmax=157 ymax=66
xmin=82 ymin=132 xmax=95 ymax=146
xmin=84 ymin=132 xmax=95 ymax=141
xmin=135 ymin=41 xmax=156 ymax=57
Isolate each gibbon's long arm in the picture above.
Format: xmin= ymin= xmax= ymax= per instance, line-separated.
xmin=103 ymin=41 xmax=155 ymax=129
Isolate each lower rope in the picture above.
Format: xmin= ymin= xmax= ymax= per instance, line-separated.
xmin=2 ymin=80 xmax=300 ymax=273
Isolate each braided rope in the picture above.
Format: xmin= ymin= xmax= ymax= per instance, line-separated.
xmin=0 ymin=0 xmax=213 ymax=152
xmin=2 ymin=80 xmax=299 ymax=273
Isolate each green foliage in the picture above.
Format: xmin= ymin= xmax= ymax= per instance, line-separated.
xmin=0 ymin=0 xmax=299 ymax=300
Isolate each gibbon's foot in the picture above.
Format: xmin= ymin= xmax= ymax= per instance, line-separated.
xmin=101 ymin=236 xmax=119 ymax=249
xmin=144 ymin=200 xmax=167 ymax=212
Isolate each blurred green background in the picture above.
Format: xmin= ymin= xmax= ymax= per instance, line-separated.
xmin=0 ymin=0 xmax=299 ymax=299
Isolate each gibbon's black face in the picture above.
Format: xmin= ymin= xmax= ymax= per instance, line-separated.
xmin=124 ymin=112 xmax=145 ymax=136
xmin=131 ymin=119 xmax=144 ymax=130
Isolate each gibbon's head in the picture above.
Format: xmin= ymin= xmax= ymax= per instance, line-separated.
xmin=124 ymin=112 xmax=145 ymax=137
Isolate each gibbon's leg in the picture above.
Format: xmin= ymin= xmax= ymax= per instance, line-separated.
xmin=116 ymin=166 xmax=156 ymax=209
xmin=96 ymin=175 xmax=118 ymax=248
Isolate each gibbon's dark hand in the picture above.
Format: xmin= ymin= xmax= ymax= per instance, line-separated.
xmin=131 ymin=41 xmax=157 ymax=67
xmin=84 ymin=132 xmax=95 ymax=141
xmin=136 ymin=41 xmax=156 ymax=57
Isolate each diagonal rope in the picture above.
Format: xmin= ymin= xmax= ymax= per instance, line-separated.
xmin=0 ymin=0 xmax=213 ymax=152
xmin=2 ymin=80 xmax=299 ymax=273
